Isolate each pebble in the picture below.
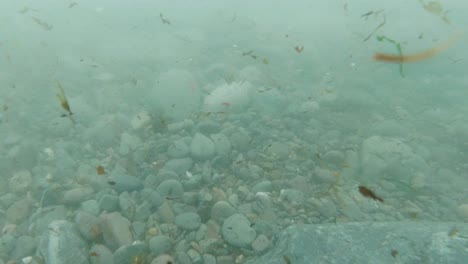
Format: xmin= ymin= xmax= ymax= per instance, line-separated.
xmin=211 ymin=201 xmax=236 ymax=224
xmin=162 ymin=158 xmax=193 ymax=176
xmin=113 ymin=241 xmax=147 ymax=264
xmin=167 ymin=140 xmax=190 ymax=158
xmin=38 ymin=220 xmax=89 ymax=264
xmin=63 ymin=187 xmax=94 ymax=205
xmin=251 ymin=234 xmax=270 ymax=252
xmin=89 ymin=244 xmax=113 ymax=264
xmin=6 ymin=198 xmax=30 ymax=224
xmin=9 ymin=170 xmax=32 ymax=194
xmin=279 ymin=189 xmax=305 ymax=205
xmin=456 ymin=204 xmax=468 ymax=221
xmin=100 ymin=212 xmax=134 ymax=251
xmin=210 ymin=133 xmax=232 ymax=156
xmin=80 ymin=199 xmax=101 ymax=216
xmin=229 ymin=131 xmax=250 ymax=151
xmin=109 ymin=174 xmax=143 ymax=193
xmin=265 ymin=142 xmax=289 ymax=160
xmin=190 ymin=133 xmax=216 ymax=160
xmin=119 ymin=132 xmax=142 ymax=156
xmin=221 ymin=214 xmax=256 ymax=248
xmin=11 ymin=236 xmax=36 ymax=260
xmin=175 ymin=212 xmax=202 ymax=231
xmin=151 ymin=254 xmax=175 ymax=264
xmin=131 ymin=111 xmax=152 ymax=130
xmin=157 ymin=179 xmax=184 ymax=198
xmin=148 ymin=235 xmax=172 ymax=255
xmin=99 ymin=194 xmax=119 ymax=212
xmin=75 ymin=211 xmax=101 ymax=241
xmin=252 ymin=181 xmax=273 ymax=193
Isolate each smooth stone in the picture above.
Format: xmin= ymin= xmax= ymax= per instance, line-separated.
xmin=80 ymin=199 xmax=100 ymax=216
xmin=9 ymin=170 xmax=33 ymax=194
xmin=156 ymin=179 xmax=184 ymax=198
xmin=151 ymin=254 xmax=175 ymax=264
xmin=113 ymin=241 xmax=147 ymax=264
xmin=265 ymin=142 xmax=289 ymax=160
xmin=140 ymin=188 xmax=163 ymax=208
xmin=210 ymin=134 xmax=231 ymax=156
xmin=190 ymin=133 xmax=216 ymax=160
xmin=251 ymin=234 xmax=270 ymax=252
xmin=100 ymin=212 xmax=134 ymax=251
xmin=135 ymin=201 xmax=152 ymax=222
xmin=109 ymin=174 xmax=143 ymax=193
xmin=99 ymin=194 xmax=119 ymax=212
xmin=38 ymin=220 xmax=88 ymax=264
xmin=63 ymin=187 xmax=94 ymax=205
xmin=279 ymin=189 xmax=304 ymax=205
xmin=31 ymin=206 xmax=67 ymax=236
xmin=162 ymin=158 xmax=193 ymax=176
xmin=119 ymin=132 xmax=142 ymax=156
xmin=89 ymin=244 xmax=113 ymax=264
xmin=230 ymin=131 xmax=250 ymax=151
xmin=148 ymin=235 xmax=172 ymax=255
xmin=252 ymin=181 xmax=273 ymax=193
xmin=6 ymin=198 xmax=31 ymax=224
xmin=221 ymin=214 xmax=256 ymax=248
xmin=75 ymin=211 xmax=101 ymax=241
xmin=11 ymin=235 xmax=36 ymax=259
xmin=211 ymin=201 xmax=236 ymax=224
xmin=167 ymin=140 xmax=190 ymax=158
xmin=175 ymin=212 xmax=201 ymax=231
xmin=119 ymin=192 xmax=136 ymax=220
xmin=195 ymin=121 xmax=222 ymax=135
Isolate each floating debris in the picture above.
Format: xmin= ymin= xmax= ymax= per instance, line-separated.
xmin=374 ymin=35 xmax=405 ymax=77
xmin=160 ymin=13 xmax=171 ymax=25
xmin=69 ymin=2 xmax=78 ymax=8
xmin=31 ymin=16 xmax=53 ymax=31
xmin=419 ymin=0 xmax=451 ymax=24
xmin=294 ymin=45 xmax=304 ymax=53
xmin=391 ymin=249 xmax=399 ymax=258
xmin=56 ymin=80 xmax=75 ymax=124
xmin=96 ymin=165 xmax=105 ymax=175
xmin=374 ymin=32 xmax=462 ymax=65
xmin=358 ymin=186 xmax=384 ymax=202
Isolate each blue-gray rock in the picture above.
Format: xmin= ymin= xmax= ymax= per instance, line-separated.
xmin=175 ymin=212 xmax=202 ymax=231
xmin=37 ymin=220 xmax=89 ymax=264
xmin=211 ymin=201 xmax=236 ymax=224
xmin=230 ymin=131 xmax=250 ymax=151
xmin=156 ymin=179 xmax=184 ymax=198
xmin=31 ymin=205 xmax=67 ymax=236
xmin=221 ymin=214 xmax=256 ymax=248
xmin=0 ymin=234 xmax=15 ymax=260
xmin=100 ymin=212 xmax=134 ymax=251
xmin=246 ymin=222 xmax=468 ymax=264
xmin=132 ymin=221 xmax=147 ymax=240
xmin=6 ymin=198 xmax=30 ymax=224
xmin=148 ymin=235 xmax=172 ymax=255
xmin=162 ymin=158 xmax=193 ymax=176
xmin=140 ymin=188 xmax=163 ymax=208
xmin=210 ymin=134 xmax=231 ymax=156
xmin=63 ymin=187 xmax=94 ymax=205
xmin=119 ymin=192 xmax=136 ymax=220
xmin=75 ymin=211 xmax=101 ymax=241
xmin=167 ymin=140 xmax=190 ymax=158
xmin=11 ymin=235 xmax=36 ymax=260
xmin=190 ymin=133 xmax=216 ymax=160
xmin=89 ymin=244 xmax=113 ymax=264
xmin=113 ymin=241 xmax=147 ymax=264
xmin=109 ymin=174 xmax=143 ymax=193
xmin=80 ymin=199 xmax=101 ymax=216
xmin=99 ymin=194 xmax=119 ymax=212
xmin=252 ymin=181 xmax=273 ymax=193
xmin=196 ymin=121 xmax=222 ymax=135
xmin=135 ymin=201 xmax=152 ymax=222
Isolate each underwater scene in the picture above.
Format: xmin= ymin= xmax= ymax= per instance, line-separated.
xmin=1 ymin=0 xmax=468 ymax=263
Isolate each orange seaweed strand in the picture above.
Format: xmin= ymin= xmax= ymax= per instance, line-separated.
xmin=374 ymin=32 xmax=462 ymax=63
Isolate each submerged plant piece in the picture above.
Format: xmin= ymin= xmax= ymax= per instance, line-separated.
xmin=160 ymin=13 xmax=171 ymax=25
xmin=31 ymin=16 xmax=53 ymax=30
xmin=374 ymin=32 xmax=462 ymax=64
xmin=419 ymin=0 xmax=451 ymax=24
xmin=374 ymin=35 xmax=405 ymax=77
xmin=294 ymin=45 xmax=304 ymax=53
xmin=56 ymin=80 xmax=75 ymax=124
xmin=358 ymin=185 xmax=384 ymax=202
xmin=96 ymin=165 xmax=105 ymax=175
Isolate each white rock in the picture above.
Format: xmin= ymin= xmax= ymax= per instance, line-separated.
xmin=456 ymin=204 xmax=468 ymax=221
xmin=202 ymin=81 xmax=252 ymax=113
xmin=131 ymin=111 xmax=152 ymax=130
xmin=9 ymin=170 xmax=33 ymax=194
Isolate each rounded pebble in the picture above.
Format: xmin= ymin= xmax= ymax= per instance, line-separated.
xmin=175 ymin=212 xmax=201 ymax=231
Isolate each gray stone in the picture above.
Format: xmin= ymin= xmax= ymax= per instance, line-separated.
xmin=210 ymin=133 xmax=232 ymax=156
xmin=100 ymin=212 xmax=134 ymax=251
xmin=140 ymin=188 xmax=163 ymax=208
xmin=99 ymin=194 xmax=119 ymax=212
xmin=63 ymin=187 xmax=94 ymax=205
xmin=279 ymin=189 xmax=304 ymax=205
xmin=108 ymin=174 xmax=143 ymax=193
xmin=156 ymin=179 xmax=184 ymax=198
xmin=6 ymin=198 xmax=30 ymax=224
xmin=75 ymin=211 xmax=101 ymax=241
xmin=252 ymin=181 xmax=273 ymax=193
xmin=0 ymin=234 xmax=15 ymax=260
xmin=251 ymin=235 xmax=270 ymax=252
xmin=246 ymin=222 xmax=468 ymax=264
xmin=221 ymin=214 xmax=256 ymax=248
xmin=175 ymin=212 xmax=201 ymax=231
xmin=230 ymin=131 xmax=250 ymax=151
xmin=31 ymin=206 xmax=67 ymax=236
xmin=11 ymin=235 xmax=36 ymax=260
xmin=148 ymin=235 xmax=172 ymax=255
xmin=190 ymin=133 xmax=216 ymax=160
xmin=162 ymin=158 xmax=193 ymax=175
xmin=135 ymin=201 xmax=152 ymax=222
xmin=119 ymin=192 xmax=136 ymax=220
xmin=211 ymin=201 xmax=236 ymax=224
xmin=80 ymin=199 xmax=100 ymax=216
xmin=265 ymin=142 xmax=289 ymax=160
xmin=89 ymin=244 xmax=113 ymax=264
xmin=38 ymin=220 xmax=89 ymax=264
xmin=9 ymin=170 xmax=33 ymax=194
xmin=113 ymin=241 xmax=147 ymax=264
xmin=167 ymin=140 xmax=190 ymax=158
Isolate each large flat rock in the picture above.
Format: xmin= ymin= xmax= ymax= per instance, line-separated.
xmin=246 ymin=222 xmax=468 ymax=264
